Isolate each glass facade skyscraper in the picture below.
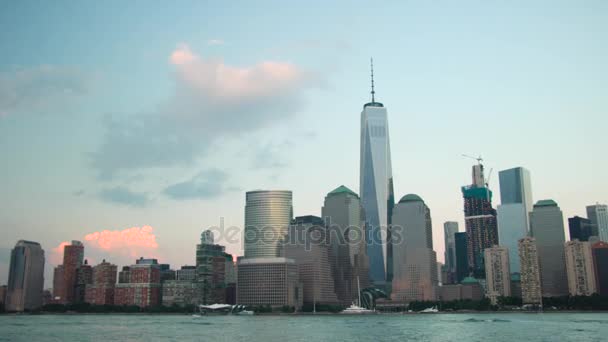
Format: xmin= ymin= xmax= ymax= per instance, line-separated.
xmin=244 ymin=190 xmax=293 ymax=258
xmin=529 ymin=199 xmax=568 ymax=297
xmin=359 ymin=69 xmax=394 ymax=286
xmin=454 ymin=232 xmax=469 ymax=283
xmin=390 ymin=194 xmax=437 ymax=302
xmin=497 ymin=167 xmax=533 ymax=274
xmin=6 ymin=240 xmax=45 ymax=312
xmin=586 ymin=204 xmax=608 ymax=242
xmin=443 ymin=221 xmax=459 ymax=283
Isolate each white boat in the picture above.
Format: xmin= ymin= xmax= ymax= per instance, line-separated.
xmin=340 ymin=277 xmax=375 ymax=314
xmin=340 ymin=303 xmax=376 ymax=314
xmin=235 ymin=310 xmax=254 ymax=315
xmin=419 ymin=306 xmax=439 ymax=313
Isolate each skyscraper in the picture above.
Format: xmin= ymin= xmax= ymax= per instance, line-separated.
xmin=518 ymin=237 xmax=542 ymax=305
xmin=285 ymin=215 xmax=338 ymax=306
xmin=321 ymin=185 xmax=369 ymax=303
xmin=238 ymin=190 xmax=301 ymax=309
xmin=244 ymin=190 xmax=293 ymax=258
xmin=484 ymin=246 xmax=511 ymax=305
xmin=454 ymin=232 xmax=469 ymax=283
xmin=497 ymin=167 xmax=533 ymax=274
xmin=586 ymin=204 xmax=608 ymax=242
xmin=462 ymin=162 xmax=498 ymax=279
xmin=195 ymin=230 xmax=233 ymax=304
xmin=568 ymin=216 xmax=598 ymax=242
xmin=443 ymin=221 xmax=459 ymax=284
xmin=6 ymin=240 xmax=45 ymax=312
xmin=391 ymin=194 xmax=437 ymax=302
xmin=60 ymin=240 xmax=84 ymax=304
xmin=529 ymin=200 xmax=568 ymax=297
xmin=564 ymin=240 xmax=596 ymax=296
xmin=359 ymin=60 xmax=394 ymax=286
xmin=591 ymin=241 xmax=608 ymax=295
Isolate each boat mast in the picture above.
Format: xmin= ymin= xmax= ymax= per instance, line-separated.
xmin=357 ymin=276 xmax=362 ymax=307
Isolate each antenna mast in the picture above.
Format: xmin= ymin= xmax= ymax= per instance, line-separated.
xmin=370 ymin=58 xmax=375 ymax=103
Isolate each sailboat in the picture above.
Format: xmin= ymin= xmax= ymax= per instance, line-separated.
xmin=340 ymin=277 xmax=376 ymax=314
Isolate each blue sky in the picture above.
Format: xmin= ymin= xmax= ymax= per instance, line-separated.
xmin=1 ymin=1 xmax=607 ymax=286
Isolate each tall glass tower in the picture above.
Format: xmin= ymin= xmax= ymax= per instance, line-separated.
xmin=497 ymin=167 xmax=533 ymax=274
xmin=244 ymin=190 xmax=293 ymax=258
xmin=359 ymin=60 xmax=394 ymax=286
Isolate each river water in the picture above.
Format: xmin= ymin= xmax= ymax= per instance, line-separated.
xmin=0 ymin=313 xmax=607 ymax=341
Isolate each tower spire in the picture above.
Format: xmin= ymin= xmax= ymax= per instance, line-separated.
xmin=370 ymin=57 xmax=375 ymax=103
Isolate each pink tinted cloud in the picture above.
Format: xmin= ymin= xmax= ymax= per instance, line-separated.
xmin=169 ymin=43 xmax=306 ymax=102
xmin=51 ymin=226 xmax=160 ymax=266
xmin=85 ymin=226 xmax=158 ymax=256
xmin=50 ymin=241 xmax=70 ymax=265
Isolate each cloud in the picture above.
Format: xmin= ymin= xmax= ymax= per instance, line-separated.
xmin=207 ymin=39 xmax=224 ymax=46
xmin=251 ymin=141 xmax=292 ymax=170
xmin=0 ymin=65 xmax=90 ymax=117
xmin=163 ymin=169 xmax=234 ymax=200
xmin=98 ymin=186 xmax=149 ymax=207
xmin=50 ymin=241 xmax=70 ymax=265
xmin=85 ymin=226 xmax=158 ymax=251
xmin=91 ymin=43 xmax=317 ymax=179
xmin=50 ymin=226 xmax=160 ymax=266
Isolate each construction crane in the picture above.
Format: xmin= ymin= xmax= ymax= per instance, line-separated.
xmin=485 ymin=168 xmax=493 ymax=187
xmin=461 ymin=154 xmax=483 ymax=165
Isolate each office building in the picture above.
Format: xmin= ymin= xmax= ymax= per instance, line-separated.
xmin=114 ymin=258 xmax=161 ymax=307
xmin=162 ymin=280 xmax=198 ymax=307
xmin=439 ymin=277 xmax=484 ymax=301
xmin=244 ymin=190 xmax=293 ymax=258
xmin=518 ymin=237 xmax=542 ymax=304
xmin=569 ymin=216 xmax=598 ymax=242
xmin=455 ymin=232 xmax=469 ymax=283
xmin=497 ymin=167 xmax=533 ymax=275
xmin=74 ymin=260 xmax=93 ymax=303
xmin=285 ymin=215 xmax=338 ymax=305
xmin=84 ymin=260 xmax=117 ymax=305
xmin=462 ymin=162 xmax=498 ymax=279
xmin=322 ymin=185 xmax=369 ymax=302
xmin=6 ymin=240 xmax=45 ymax=312
xmin=236 ymin=257 xmax=302 ymax=309
xmin=391 ymin=194 xmax=437 ymax=302
xmin=529 ymin=200 xmax=568 ymax=297
xmin=443 ymin=221 xmax=459 ymax=284
xmin=57 ymin=241 xmax=84 ymax=304
xmin=195 ymin=230 xmax=234 ymax=304
xmin=359 ymin=61 xmax=394 ymax=285
xmin=52 ymin=265 xmax=64 ymax=302
xmin=592 ymin=241 xmax=608 ymax=295
xmin=484 ymin=246 xmax=511 ymax=304
xmin=176 ymin=266 xmax=196 ymax=281
xmin=564 ymin=240 xmax=596 ymax=296
xmin=587 ymin=204 xmax=608 ymax=242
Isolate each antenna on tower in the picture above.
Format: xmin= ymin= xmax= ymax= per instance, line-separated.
xmin=370 ymin=57 xmax=375 ymax=103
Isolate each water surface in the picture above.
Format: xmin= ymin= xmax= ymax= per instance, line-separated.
xmin=1 ymin=313 xmax=607 ymax=341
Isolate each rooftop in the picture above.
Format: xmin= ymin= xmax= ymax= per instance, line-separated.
xmin=461 ymin=276 xmax=480 ymax=285
xmin=534 ymin=199 xmax=558 ymax=208
xmin=398 ymin=194 xmax=423 ymax=203
xmin=327 ymin=185 xmax=359 ymax=198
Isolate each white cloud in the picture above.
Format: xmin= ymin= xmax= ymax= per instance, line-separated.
xmin=92 ymin=43 xmax=319 ymax=179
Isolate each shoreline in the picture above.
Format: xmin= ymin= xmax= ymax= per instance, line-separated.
xmin=2 ymin=310 xmax=608 ymax=316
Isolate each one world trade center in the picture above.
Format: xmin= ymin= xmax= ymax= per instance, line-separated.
xmin=359 ymin=59 xmax=395 ymax=287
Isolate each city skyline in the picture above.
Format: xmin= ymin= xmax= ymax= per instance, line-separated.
xmin=1 ymin=1 xmax=608 ymax=288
